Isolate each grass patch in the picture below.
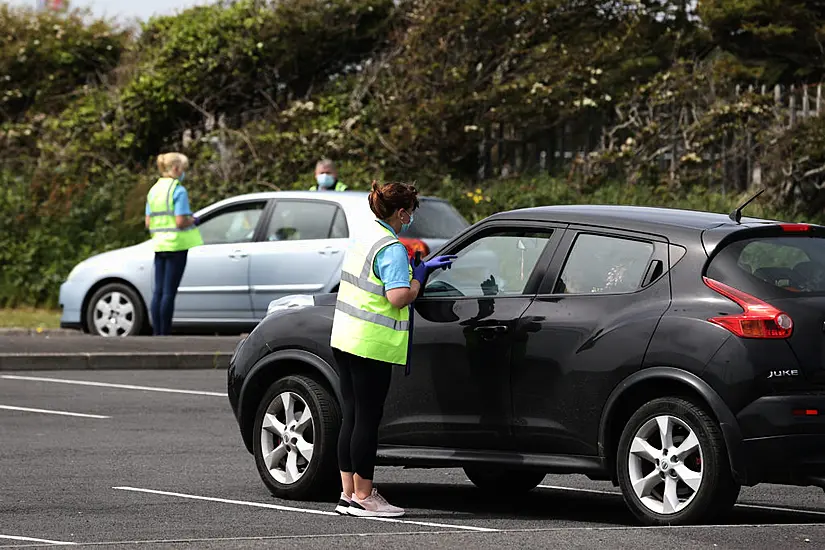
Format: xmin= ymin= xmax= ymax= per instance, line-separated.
xmin=0 ymin=308 xmax=62 ymax=329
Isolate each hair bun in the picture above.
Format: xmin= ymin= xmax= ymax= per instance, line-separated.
xmin=371 ymin=180 xmax=384 ymax=196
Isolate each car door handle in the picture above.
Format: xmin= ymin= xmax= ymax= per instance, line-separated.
xmin=319 ymin=246 xmax=341 ymax=256
xmin=473 ymin=325 xmax=509 ymax=339
xmin=229 ymin=249 xmax=248 ymax=259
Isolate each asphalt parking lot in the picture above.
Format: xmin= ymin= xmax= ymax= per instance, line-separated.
xmin=3 ymin=369 xmax=825 ymax=549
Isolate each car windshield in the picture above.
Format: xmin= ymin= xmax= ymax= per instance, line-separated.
xmin=401 ymin=199 xmax=469 ymax=239
xmin=706 ymin=235 xmax=825 ymax=297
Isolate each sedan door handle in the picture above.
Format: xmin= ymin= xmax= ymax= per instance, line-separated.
xmin=229 ymin=249 xmax=249 ymax=259
xmin=319 ymin=246 xmax=341 ymax=256
xmin=473 ymin=325 xmax=509 ymax=339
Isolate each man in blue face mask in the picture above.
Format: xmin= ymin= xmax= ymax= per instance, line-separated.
xmin=310 ymin=158 xmax=348 ymax=191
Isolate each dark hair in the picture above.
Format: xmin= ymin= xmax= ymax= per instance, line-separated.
xmin=368 ymin=180 xmax=419 ymax=220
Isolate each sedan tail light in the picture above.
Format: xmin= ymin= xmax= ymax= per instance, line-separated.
xmin=703 ymin=277 xmax=793 ymax=339
xmin=399 ymin=238 xmax=429 ymax=260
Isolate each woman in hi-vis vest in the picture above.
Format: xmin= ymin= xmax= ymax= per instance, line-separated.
xmin=329 ymin=181 xmax=457 ymax=517
xmin=145 ymin=153 xmax=203 ymax=336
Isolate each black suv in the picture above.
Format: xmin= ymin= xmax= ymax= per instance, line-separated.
xmin=228 ymin=203 xmax=825 ymax=525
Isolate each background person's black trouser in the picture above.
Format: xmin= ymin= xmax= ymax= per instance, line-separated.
xmin=333 ymin=348 xmax=393 ymax=481
xmin=151 ymin=250 xmax=188 ymax=336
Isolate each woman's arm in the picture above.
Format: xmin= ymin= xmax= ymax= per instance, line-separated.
xmin=375 ymin=243 xmax=419 ymax=309
xmin=173 ymin=185 xmax=196 ymax=229
xmin=386 ymin=280 xmax=421 ymax=309
xmin=175 ymin=215 xmax=196 ymax=229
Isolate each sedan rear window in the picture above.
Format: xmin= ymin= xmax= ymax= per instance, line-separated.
xmin=401 ymin=199 xmax=469 ymax=239
xmin=706 ymin=236 xmax=825 ymax=296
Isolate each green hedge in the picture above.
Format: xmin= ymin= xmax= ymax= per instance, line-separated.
xmin=2 ymin=0 xmax=825 ymax=308
xmin=1 ymin=168 xmax=809 ymax=308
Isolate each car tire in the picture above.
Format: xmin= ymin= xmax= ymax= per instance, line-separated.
xmin=253 ymin=375 xmax=341 ymax=501
xmin=463 ymin=465 xmax=545 ymax=494
xmin=616 ymin=397 xmax=740 ymax=526
xmin=84 ymin=283 xmax=145 ymax=337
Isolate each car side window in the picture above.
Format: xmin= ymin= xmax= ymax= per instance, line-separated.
xmin=330 ymin=208 xmax=349 ymax=239
xmin=265 ymin=201 xmax=340 ymax=241
xmin=424 ymin=230 xmax=555 ymax=298
xmin=198 ymin=202 xmax=266 ymax=245
xmin=554 ymin=233 xmax=654 ymax=294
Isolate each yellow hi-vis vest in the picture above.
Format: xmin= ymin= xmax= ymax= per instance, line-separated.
xmin=146 ymin=177 xmax=204 ymax=252
xmin=330 ymin=221 xmax=412 ymax=365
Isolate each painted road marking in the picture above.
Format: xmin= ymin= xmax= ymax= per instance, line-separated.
xmin=1 ymin=375 xmax=225 ymax=397
xmin=0 ymin=405 xmax=109 ymax=419
xmin=737 ymin=502 xmax=825 ymax=517
xmin=539 ymin=483 xmax=825 ymax=517
xmin=538 ymin=484 xmax=616 ymax=495
xmin=0 ymin=534 xmax=75 ymax=545
xmin=5 ymin=521 xmax=825 ymax=549
xmin=113 ymin=486 xmax=497 ymax=532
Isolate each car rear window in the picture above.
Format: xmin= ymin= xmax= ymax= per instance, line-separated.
xmin=401 ymin=199 xmax=469 ymax=239
xmin=706 ymin=236 xmax=825 ymax=297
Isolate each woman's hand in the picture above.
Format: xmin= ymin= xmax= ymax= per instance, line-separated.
xmin=425 ymin=255 xmax=458 ymax=271
xmin=412 ymin=255 xmax=458 ymax=286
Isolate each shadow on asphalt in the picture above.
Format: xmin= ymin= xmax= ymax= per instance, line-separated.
xmin=333 ymin=482 xmax=825 ymax=527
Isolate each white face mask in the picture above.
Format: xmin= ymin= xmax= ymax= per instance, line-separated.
xmin=316 ymin=173 xmax=335 ymax=188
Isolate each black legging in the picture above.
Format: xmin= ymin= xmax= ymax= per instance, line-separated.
xmin=333 ymin=348 xmax=393 ymax=480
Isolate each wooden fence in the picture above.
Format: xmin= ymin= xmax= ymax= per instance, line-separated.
xmin=476 ymin=83 xmax=825 ymax=191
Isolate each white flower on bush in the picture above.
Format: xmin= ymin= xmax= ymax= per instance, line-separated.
xmin=530 ymin=82 xmax=549 ymax=94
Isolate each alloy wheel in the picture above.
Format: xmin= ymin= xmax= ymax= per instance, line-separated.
xmin=92 ymin=291 xmax=136 ymax=337
xmin=627 ymin=414 xmax=704 ymax=515
xmin=260 ymin=392 xmax=315 ymax=485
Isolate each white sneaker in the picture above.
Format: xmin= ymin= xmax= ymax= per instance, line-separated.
xmin=347 ymin=488 xmax=405 ymax=517
xmin=334 ymin=492 xmax=352 ymax=515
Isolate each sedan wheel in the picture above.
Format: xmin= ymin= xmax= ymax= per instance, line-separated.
xmin=85 ymin=283 xmax=145 ymax=337
xmin=260 ymin=391 xmax=315 ymax=485
xmin=626 ymin=415 xmax=703 ymax=515
xmin=617 ymin=397 xmax=739 ymax=526
xmin=253 ymin=375 xmax=340 ymax=500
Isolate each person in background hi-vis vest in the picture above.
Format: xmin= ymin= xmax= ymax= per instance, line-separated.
xmin=145 ymin=152 xmax=203 ymax=336
xmin=310 ymin=158 xmax=348 ymax=191
xmin=329 ymin=180 xmax=457 ymax=517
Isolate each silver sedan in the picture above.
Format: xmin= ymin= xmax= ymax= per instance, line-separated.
xmin=58 ymin=190 xmax=469 ymax=336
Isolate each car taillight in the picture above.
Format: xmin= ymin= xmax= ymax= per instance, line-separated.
xmin=703 ymin=277 xmax=793 ymax=339
xmin=780 ymin=223 xmax=811 ymax=232
xmin=399 ymin=238 xmax=429 ymax=260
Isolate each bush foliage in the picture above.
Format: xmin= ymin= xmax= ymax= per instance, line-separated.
xmin=2 ymin=0 xmax=825 ymax=307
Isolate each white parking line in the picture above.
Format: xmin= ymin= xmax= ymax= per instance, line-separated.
xmin=113 ymin=486 xmax=497 ymax=532
xmin=737 ymin=502 xmax=825 ymax=517
xmin=538 ymin=484 xmax=616 ymax=495
xmin=0 ymin=405 xmax=109 ymax=419
xmin=1 ymin=375 xmax=225 ymax=397
xmin=0 ymin=534 xmax=75 ymax=545
xmin=538 ymin=483 xmax=825 ymax=517
xmin=5 ymin=522 xmax=825 ymax=549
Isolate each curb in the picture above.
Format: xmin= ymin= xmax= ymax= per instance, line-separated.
xmin=0 ymin=352 xmax=231 ymax=371
xmin=0 ymin=329 xmax=80 ymax=337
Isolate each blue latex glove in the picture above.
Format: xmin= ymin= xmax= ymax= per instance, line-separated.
xmin=412 ymin=255 xmax=457 ymax=285
xmin=425 ymin=255 xmax=458 ymax=271
xmin=412 ymin=258 xmax=429 ymax=285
